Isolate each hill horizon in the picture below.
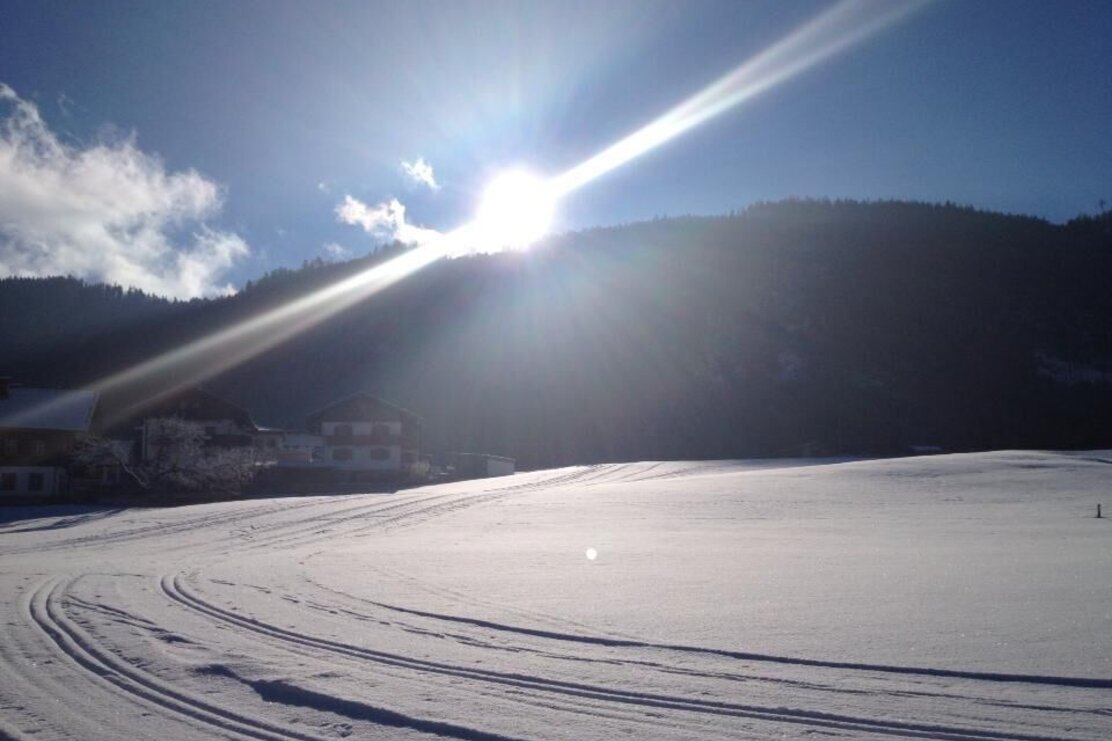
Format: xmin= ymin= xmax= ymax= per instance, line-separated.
xmin=2 ymin=196 xmax=1106 ymax=300
xmin=4 ymin=198 xmax=1111 ymax=468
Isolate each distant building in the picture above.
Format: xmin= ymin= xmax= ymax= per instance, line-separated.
xmin=306 ymin=393 xmax=422 ymax=479
xmin=444 ymin=451 xmax=515 ymax=480
xmin=0 ymin=378 xmax=98 ymax=496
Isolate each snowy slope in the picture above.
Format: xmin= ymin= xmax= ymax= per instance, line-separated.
xmin=1 ymin=451 xmax=1110 ymax=740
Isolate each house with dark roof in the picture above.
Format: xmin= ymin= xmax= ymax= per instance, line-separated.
xmin=305 ymin=393 xmax=422 ymax=480
xmin=0 ymin=378 xmax=98 ymax=496
xmin=122 ymin=387 xmax=259 ymax=462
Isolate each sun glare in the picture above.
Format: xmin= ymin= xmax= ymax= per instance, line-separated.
xmin=475 ymin=170 xmax=557 ymax=250
xmin=31 ymin=0 xmax=930 ymax=424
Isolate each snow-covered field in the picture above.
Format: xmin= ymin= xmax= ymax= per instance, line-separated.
xmin=1 ymin=451 xmax=1110 ymax=740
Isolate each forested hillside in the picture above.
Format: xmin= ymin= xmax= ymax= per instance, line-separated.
xmin=4 ymin=200 xmax=1111 ymax=468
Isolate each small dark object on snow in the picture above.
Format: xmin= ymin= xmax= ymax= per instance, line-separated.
xmin=1097 ymin=504 xmax=1103 ymax=519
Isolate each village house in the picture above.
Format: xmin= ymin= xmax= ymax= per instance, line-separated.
xmin=102 ymin=387 xmax=260 ymax=462
xmin=1 ymin=380 xmax=499 ymax=497
xmin=0 ymin=378 xmax=99 ymax=496
xmin=305 ymin=393 xmax=423 ymax=480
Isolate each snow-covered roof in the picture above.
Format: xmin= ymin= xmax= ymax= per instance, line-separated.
xmin=0 ymin=387 xmax=98 ymax=432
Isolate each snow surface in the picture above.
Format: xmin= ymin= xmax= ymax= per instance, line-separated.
xmin=1 ymin=450 xmax=1110 ymax=740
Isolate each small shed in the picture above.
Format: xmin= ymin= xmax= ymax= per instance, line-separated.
xmin=445 ymin=452 xmax=516 ymax=480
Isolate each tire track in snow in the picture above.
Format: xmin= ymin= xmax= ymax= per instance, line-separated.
xmin=161 ymin=574 xmax=1095 ymax=741
xmin=24 ymin=577 xmax=322 ymax=741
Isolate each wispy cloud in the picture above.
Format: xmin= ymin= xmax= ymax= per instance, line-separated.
xmin=400 ymin=157 xmax=439 ymax=191
xmin=321 ymin=242 xmax=351 ymax=260
xmin=0 ymin=83 xmax=248 ymax=299
xmin=335 ymin=195 xmax=440 ymax=245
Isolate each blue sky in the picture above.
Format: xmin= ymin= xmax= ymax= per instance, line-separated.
xmin=1 ymin=0 xmax=1109 ymax=296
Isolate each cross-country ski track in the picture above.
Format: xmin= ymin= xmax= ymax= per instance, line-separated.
xmin=2 ymin=452 xmax=1110 ymax=739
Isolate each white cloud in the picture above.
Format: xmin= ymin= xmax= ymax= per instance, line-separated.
xmin=400 ymin=157 xmax=439 ymax=191
xmin=0 ymin=83 xmax=248 ymax=299
xmin=321 ymin=242 xmax=351 ymax=260
xmin=335 ymin=195 xmax=441 ymax=245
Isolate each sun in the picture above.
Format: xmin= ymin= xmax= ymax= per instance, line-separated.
xmin=474 ymin=169 xmax=557 ymax=251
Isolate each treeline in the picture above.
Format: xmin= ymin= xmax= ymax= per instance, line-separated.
xmin=3 ymin=199 xmax=1112 ymax=468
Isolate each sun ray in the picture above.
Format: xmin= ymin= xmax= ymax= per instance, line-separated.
xmin=41 ymin=0 xmax=930 ymax=420
xmin=551 ymin=0 xmax=931 ymax=196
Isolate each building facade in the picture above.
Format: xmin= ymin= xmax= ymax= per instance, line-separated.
xmin=305 ymin=393 xmax=421 ymax=476
xmin=0 ymin=379 xmax=98 ymax=497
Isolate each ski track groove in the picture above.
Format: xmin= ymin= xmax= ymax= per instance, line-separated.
xmin=161 ymin=574 xmax=1095 ymax=741
xmin=235 ymin=493 xmax=456 ymax=550
xmin=336 ymin=597 xmax=1112 ymax=690
xmin=234 ymin=579 xmax=1055 ymax=709
xmin=6 ymin=459 xmax=1108 ymax=739
xmin=302 ymin=561 xmax=642 ymax=641
xmin=240 ymin=490 xmax=515 ymax=551
xmin=2 ymin=497 xmax=334 ymax=556
xmin=24 ymin=577 xmax=324 ymax=741
xmin=235 ymin=468 xmax=598 ymax=552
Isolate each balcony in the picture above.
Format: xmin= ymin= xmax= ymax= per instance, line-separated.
xmin=323 ymin=432 xmax=399 ymax=446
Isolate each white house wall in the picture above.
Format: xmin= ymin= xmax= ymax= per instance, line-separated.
xmin=328 ymin=444 xmax=401 ymax=470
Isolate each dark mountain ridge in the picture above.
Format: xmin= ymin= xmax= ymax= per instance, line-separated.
xmin=3 ymin=199 xmax=1111 ymax=468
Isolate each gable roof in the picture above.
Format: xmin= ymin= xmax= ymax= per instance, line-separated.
xmin=305 ymin=392 xmax=420 ymax=430
xmin=114 ymin=387 xmax=258 ymax=431
xmin=0 ymin=387 xmax=98 ymax=432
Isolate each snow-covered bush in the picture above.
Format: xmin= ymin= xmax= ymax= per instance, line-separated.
xmin=77 ymin=417 xmax=256 ymax=496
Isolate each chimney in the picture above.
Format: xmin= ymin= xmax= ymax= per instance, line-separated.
xmin=0 ymin=377 xmax=9 ymax=400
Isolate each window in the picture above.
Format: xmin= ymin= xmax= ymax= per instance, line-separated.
xmin=2 ymin=438 xmax=16 ymax=457
xmin=31 ymin=440 xmax=46 ymax=457
xmin=332 ymin=447 xmax=353 ymax=461
xmin=369 ymin=447 xmax=390 ymax=461
xmin=372 ymin=424 xmax=392 ymax=437
xmin=334 ymin=424 xmax=353 ymax=438
xmin=0 ymin=472 xmax=16 ymax=491
xmin=28 ymin=473 xmax=44 ymax=492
